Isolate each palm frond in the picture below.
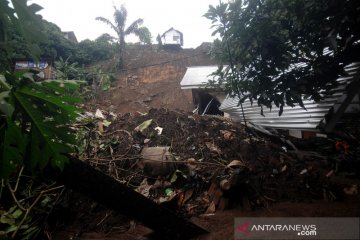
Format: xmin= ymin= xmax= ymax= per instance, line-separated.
xmin=95 ymin=16 xmax=118 ymax=34
xmin=113 ymin=4 xmax=127 ymax=32
xmin=134 ymin=27 xmax=152 ymax=45
xmin=125 ymin=18 xmax=144 ymax=35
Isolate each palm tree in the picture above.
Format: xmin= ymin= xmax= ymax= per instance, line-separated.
xmin=96 ymin=4 xmax=151 ymax=66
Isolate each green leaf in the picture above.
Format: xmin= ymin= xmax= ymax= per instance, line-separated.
xmin=41 ymin=195 xmax=51 ymax=207
xmin=0 ymin=119 xmax=27 ymax=179
xmin=170 ymin=170 xmax=187 ymax=183
xmin=22 ymin=226 xmax=39 ymax=237
xmin=16 ymin=86 xmax=80 ymax=119
xmin=7 ymin=81 xmax=80 ymax=173
xmin=5 ymin=225 xmax=17 ymax=234
xmin=11 ymin=209 xmax=23 ymax=219
xmin=0 ymin=213 xmax=15 ymax=225
xmin=0 ymin=75 xmax=11 ymax=91
xmin=7 ymin=0 xmax=46 ymax=60
xmin=0 ymin=91 xmax=14 ymax=117
xmin=43 ymin=80 xmax=86 ymax=95
xmin=170 ymin=171 xmax=178 ymax=183
xmin=135 ymin=119 xmax=153 ymax=132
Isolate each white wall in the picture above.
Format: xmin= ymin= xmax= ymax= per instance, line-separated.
xmin=162 ymin=29 xmax=181 ymax=45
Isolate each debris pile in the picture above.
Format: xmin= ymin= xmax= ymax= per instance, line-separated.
xmin=76 ymin=108 xmax=360 ymax=217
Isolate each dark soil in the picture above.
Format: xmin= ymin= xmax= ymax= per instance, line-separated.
xmin=52 ymin=108 xmax=360 ymax=240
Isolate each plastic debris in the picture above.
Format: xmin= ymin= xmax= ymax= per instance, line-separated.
xmin=165 ymin=188 xmax=173 ymax=196
xmin=95 ymin=109 xmax=105 ymax=119
xmin=154 ymin=126 xmax=163 ymax=135
xmin=158 ymin=190 xmax=177 ymax=204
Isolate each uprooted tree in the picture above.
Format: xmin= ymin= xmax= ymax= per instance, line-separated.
xmin=205 ymin=0 xmax=360 ymax=115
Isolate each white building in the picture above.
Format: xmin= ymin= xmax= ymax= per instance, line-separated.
xmin=161 ymin=28 xmax=183 ymax=46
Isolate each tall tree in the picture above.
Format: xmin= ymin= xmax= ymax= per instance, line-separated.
xmin=74 ymin=36 xmax=116 ymax=65
xmin=40 ymin=20 xmax=76 ymax=60
xmin=96 ymin=4 xmax=151 ymax=66
xmin=0 ymin=1 xmax=77 ymax=72
xmin=205 ymin=0 xmax=360 ymax=115
xmin=0 ymin=0 xmax=45 ymax=71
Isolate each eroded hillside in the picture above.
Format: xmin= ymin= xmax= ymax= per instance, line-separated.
xmin=94 ymin=44 xmax=216 ymax=113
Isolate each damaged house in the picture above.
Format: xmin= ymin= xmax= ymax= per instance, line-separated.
xmin=180 ymin=63 xmax=360 ymax=138
xmin=180 ymin=66 xmax=225 ymax=115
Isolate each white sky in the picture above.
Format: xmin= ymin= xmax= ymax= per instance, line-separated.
xmin=30 ymin=0 xmax=222 ymax=48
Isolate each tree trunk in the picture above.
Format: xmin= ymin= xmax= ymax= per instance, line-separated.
xmin=58 ymin=158 xmax=208 ymax=239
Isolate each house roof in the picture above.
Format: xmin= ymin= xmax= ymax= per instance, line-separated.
xmin=180 ymin=66 xmax=219 ymax=89
xmin=63 ymin=31 xmax=78 ymax=43
xmin=161 ymin=27 xmax=184 ymax=46
xmin=161 ymin=27 xmax=182 ymax=37
xmin=220 ymin=62 xmax=360 ymax=131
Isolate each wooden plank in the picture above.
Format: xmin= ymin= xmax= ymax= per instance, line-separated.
xmin=58 ymin=158 xmax=208 ymax=239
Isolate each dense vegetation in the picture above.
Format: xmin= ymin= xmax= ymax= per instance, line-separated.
xmin=206 ymin=0 xmax=360 ymax=114
xmin=1 ymin=1 xmax=89 ymax=238
xmin=0 ymin=6 xmax=117 ymax=73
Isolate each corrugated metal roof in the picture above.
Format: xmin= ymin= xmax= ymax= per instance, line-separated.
xmin=220 ymin=62 xmax=360 ymax=131
xmin=179 ymin=63 xmax=360 ymax=131
xmin=180 ymin=66 xmax=219 ymax=89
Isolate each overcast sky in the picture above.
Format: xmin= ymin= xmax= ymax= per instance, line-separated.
xmin=30 ymin=0 xmax=222 ymax=48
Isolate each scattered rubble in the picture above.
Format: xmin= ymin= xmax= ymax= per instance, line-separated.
xmin=58 ymin=108 xmax=360 ymax=238
xmin=75 ymin=108 xmax=359 ymax=211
